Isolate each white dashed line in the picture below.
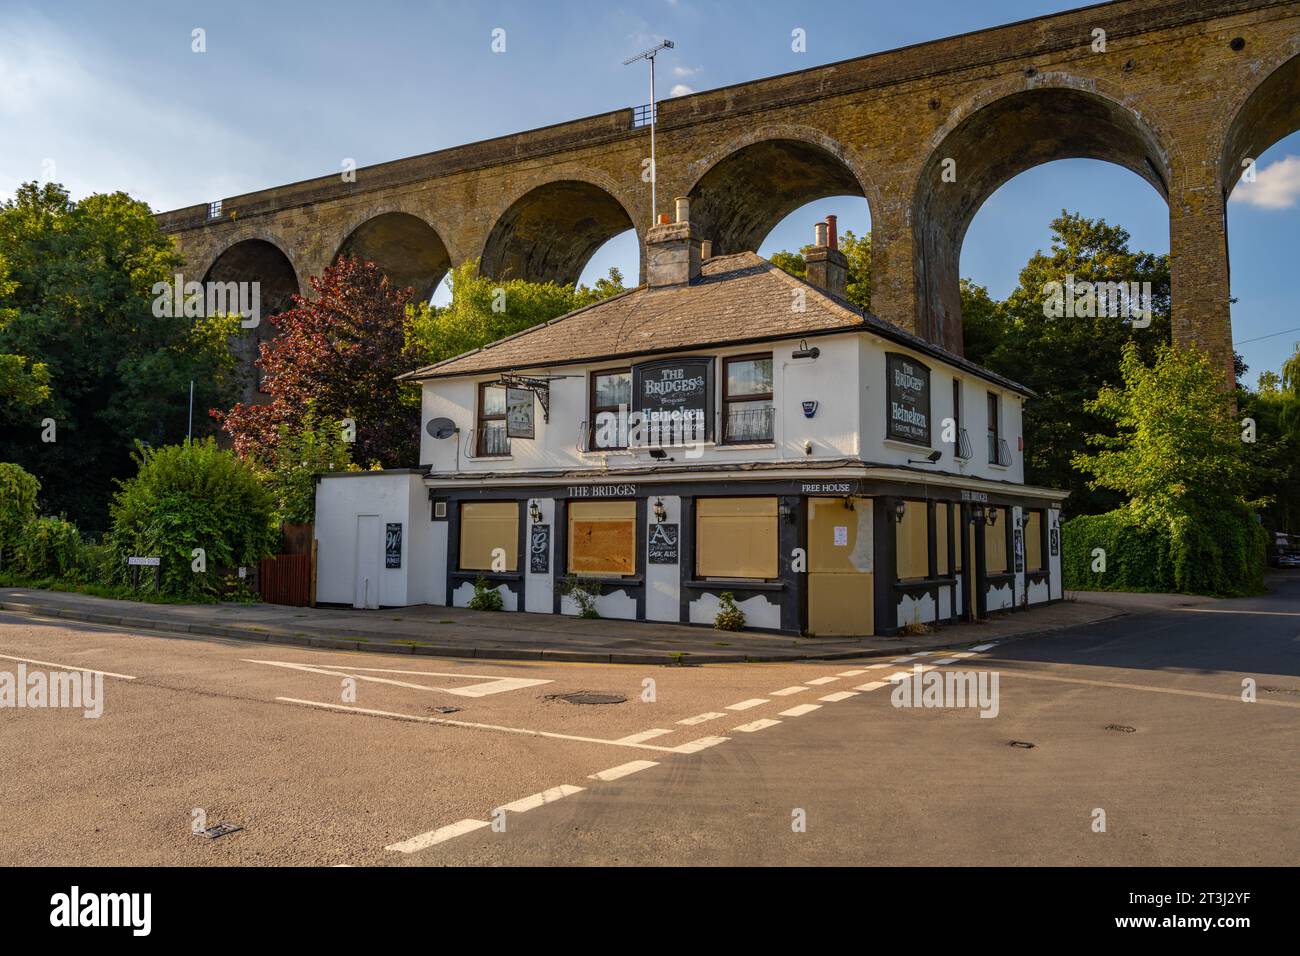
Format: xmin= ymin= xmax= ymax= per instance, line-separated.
xmin=497 ymin=785 xmax=585 ymax=813
xmin=588 ymin=760 xmax=659 ymax=782
xmin=779 ymin=703 xmax=822 ymax=717
xmin=0 ymin=654 xmax=136 ymax=681
xmin=863 ymin=663 xmax=891 ymax=670
xmin=733 ymin=718 xmax=781 ymax=732
xmin=806 ymin=676 xmax=840 ymax=686
xmin=673 ymin=736 xmax=730 ymax=753
xmin=887 ymin=671 xmax=913 ymax=682
xmin=970 ymin=643 xmax=998 ymax=652
xmin=726 ymin=698 xmax=769 ymax=711
xmin=837 ymin=669 xmax=869 ymax=677
xmin=853 ymin=681 xmax=888 ymax=692
xmin=770 ymin=686 xmax=809 ymax=696
xmin=677 ymin=711 xmax=726 ymax=725
xmin=892 ymin=656 xmax=918 ymax=663
xmin=931 ymin=657 xmax=960 ymax=665
xmin=385 ymin=818 xmax=490 ymax=853
xmin=616 ymin=729 xmax=674 ymax=744
xmin=818 ymin=691 xmax=858 ymax=702
xmin=949 ymin=651 xmax=976 ymax=659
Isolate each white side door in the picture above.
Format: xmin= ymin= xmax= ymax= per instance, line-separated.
xmin=354 ymin=514 xmax=381 ymax=609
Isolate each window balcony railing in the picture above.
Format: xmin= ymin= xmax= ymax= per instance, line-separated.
xmin=988 ymin=434 xmax=1012 ymax=467
xmin=725 ymin=404 xmax=775 ymax=444
xmin=954 ymin=427 xmax=972 ymax=460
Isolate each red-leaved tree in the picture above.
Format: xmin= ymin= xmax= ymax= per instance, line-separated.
xmin=215 ymin=256 xmax=419 ymax=467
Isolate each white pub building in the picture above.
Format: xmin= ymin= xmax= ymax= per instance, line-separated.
xmin=314 ymin=201 xmax=1067 ymax=636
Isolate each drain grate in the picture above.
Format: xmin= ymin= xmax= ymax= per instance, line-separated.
xmin=197 ymin=823 xmax=242 ymax=840
xmin=1105 ymin=723 xmax=1137 ymax=733
xmin=547 ymin=691 xmax=627 ymax=705
xmin=1008 ymin=740 xmax=1035 ymax=749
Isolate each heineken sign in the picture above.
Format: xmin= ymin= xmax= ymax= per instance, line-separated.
xmin=886 ymin=353 xmax=931 ymax=447
xmin=632 ymin=357 xmax=713 ymax=443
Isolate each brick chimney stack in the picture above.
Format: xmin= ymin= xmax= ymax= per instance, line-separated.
xmin=805 ymin=217 xmax=848 ymax=299
xmin=646 ymin=196 xmax=704 ymax=288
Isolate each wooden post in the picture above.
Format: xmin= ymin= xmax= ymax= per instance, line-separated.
xmin=310 ymin=538 xmax=318 ymax=607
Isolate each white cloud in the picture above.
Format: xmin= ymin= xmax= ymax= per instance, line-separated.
xmin=669 ymin=83 xmax=695 ymax=97
xmin=1231 ymin=155 xmax=1300 ymax=210
xmin=672 ymin=65 xmax=701 ymax=78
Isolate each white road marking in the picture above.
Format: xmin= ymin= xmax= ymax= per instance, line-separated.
xmin=1175 ymin=608 xmax=1300 ymax=617
xmin=0 ymin=653 xmax=136 ymax=681
xmin=864 ymin=663 xmax=891 ymax=670
xmin=673 ymin=735 xmax=729 ymax=753
xmin=837 ymin=669 xmax=869 ymax=677
xmin=949 ymin=651 xmax=976 ymax=659
xmin=818 ymin=691 xmax=858 ymax=702
xmin=970 ymin=643 xmax=998 ymax=652
xmin=276 ymin=698 xmax=689 ymax=751
xmin=247 ymin=659 xmax=550 ymax=697
xmin=677 ymin=711 xmax=725 ymax=725
xmin=892 ymin=656 xmax=917 ymax=663
xmin=385 ymin=818 xmax=490 ymax=852
xmin=999 ymin=671 xmax=1300 ymax=709
xmin=932 ymin=657 xmax=960 ymax=665
xmin=770 ymin=686 xmax=808 ymax=696
xmin=779 ymin=703 xmax=822 ymax=717
xmin=498 ymin=784 xmax=584 ymax=813
xmin=853 ymin=681 xmax=888 ymax=692
xmin=726 ymin=698 xmax=769 ymax=711
xmin=616 ymin=728 xmax=674 ymax=744
xmin=733 ymin=718 xmax=781 ymax=732
xmin=806 ymin=676 xmax=840 ymax=685
xmin=887 ymin=671 xmax=913 ymax=682
xmin=589 ymin=760 xmax=659 ymax=781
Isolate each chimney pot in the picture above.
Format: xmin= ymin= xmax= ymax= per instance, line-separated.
xmin=826 ymin=214 xmax=838 ymax=250
xmin=657 ymin=213 xmax=670 ymax=225
xmin=701 ymin=239 xmax=712 ymax=260
xmin=814 ymin=221 xmax=828 ymax=247
xmin=674 ymin=196 xmax=690 ymax=223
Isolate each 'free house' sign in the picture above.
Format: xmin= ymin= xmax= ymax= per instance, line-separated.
xmin=886 ymin=353 xmax=931 ymax=446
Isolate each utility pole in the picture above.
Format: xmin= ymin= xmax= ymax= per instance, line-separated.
xmin=624 ymin=39 xmax=674 ymax=227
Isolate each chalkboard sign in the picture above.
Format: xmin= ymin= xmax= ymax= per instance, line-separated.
xmin=506 ymin=387 xmax=534 ymax=439
xmin=529 ymin=523 xmax=550 ymax=574
xmin=1013 ymin=528 xmax=1025 ymax=573
xmin=885 ymin=353 xmax=931 ymax=446
xmin=647 ymin=522 xmax=679 ymax=564
xmin=633 ymin=357 xmax=713 ymax=444
xmin=1049 ymin=526 xmax=1060 ymax=557
xmin=385 ymin=523 xmax=402 ymax=569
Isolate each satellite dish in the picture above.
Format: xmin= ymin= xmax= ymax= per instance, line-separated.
xmin=426 ymin=417 xmax=458 ymax=439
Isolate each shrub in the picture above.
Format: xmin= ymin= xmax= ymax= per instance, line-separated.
xmin=1063 ymin=506 xmax=1266 ymax=597
xmin=13 ymin=516 xmax=83 ymax=578
xmin=0 ymin=462 xmax=39 ymax=562
xmin=467 ymin=574 xmax=504 ymax=611
xmin=108 ymin=438 xmax=277 ymax=598
xmin=557 ymin=576 xmax=600 ymax=618
xmin=714 ymin=592 xmax=746 ymax=631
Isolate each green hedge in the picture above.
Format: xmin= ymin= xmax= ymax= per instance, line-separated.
xmin=1063 ymin=507 xmax=1266 ymax=597
xmin=13 ymin=516 xmax=83 ymax=579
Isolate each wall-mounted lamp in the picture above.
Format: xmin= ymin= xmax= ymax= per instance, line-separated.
xmin=970 ymin=503 xmax=985 ymax=524
xmin=529 ymin=499 xmax=542 ymax=524
xmin=892 ymin=499 xmax=907 ymax=522
xmin=791 ymin=338 xmax=821 ymax=360
xmin=653 ymin=497 xmax=667 ymax=523
xmin=778 ymin=501 xmax=796 ymax=524
xmin=986 ymin=507 xmax=998 ymax=527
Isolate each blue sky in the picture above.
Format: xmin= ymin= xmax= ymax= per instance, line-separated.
xmin=1 ymin=0 xmax=1296 ymax=382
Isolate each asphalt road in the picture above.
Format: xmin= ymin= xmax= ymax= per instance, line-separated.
xmin=1 ymin=575 xmax=1296 ymax=866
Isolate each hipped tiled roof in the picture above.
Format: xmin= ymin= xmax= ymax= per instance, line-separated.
xmin=398 ymin=252 xmax=1033 ymax=397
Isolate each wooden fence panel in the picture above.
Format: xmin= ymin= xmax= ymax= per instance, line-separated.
xmin=259 ymin=554 xmax=311 ymax=606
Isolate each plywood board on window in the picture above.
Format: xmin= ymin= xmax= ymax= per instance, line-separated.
xmin=460 ymin=501 xmax=519 ymax=571
xmin=985 ymin=508 xmax=1009 ymax=573
xmin=895 ymin=499 xmax=929 ymax=580
xmin=568 ymin=500 xmax=636 ymax=576
xmin=697 ymin=497 xmax=777 ymax=579
xmin=1025 ymin=510 xmax=1043 ymax=571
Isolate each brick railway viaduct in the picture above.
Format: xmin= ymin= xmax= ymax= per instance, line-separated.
xmin=157 ymin=0 xmax=1300 ymax=384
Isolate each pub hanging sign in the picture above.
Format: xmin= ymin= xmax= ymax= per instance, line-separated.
xmin=885 ymin=352 xmax=931 ymax=447
xmin=632 ymin=356 xmax=713 ymax=444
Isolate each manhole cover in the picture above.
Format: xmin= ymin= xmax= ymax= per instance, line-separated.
xmin=1008 ymin=740 xmax=1035 ymax=749
xmin=1105 ymin=723 xmax=1136 ymax=733
xmin=196 ymin=823 xmax=242 ymax=840
xmin=547 ymin=692 xmax=627 ymax=705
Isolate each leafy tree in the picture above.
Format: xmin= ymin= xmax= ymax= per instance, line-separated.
xmin=406 ymin=260 xmax=626 ymax=368
xmin=217 ymin=255 xmax=418 ymax=468
xmin=968 ymin=212 xmax=1172 ymax=514
xmin=1242 ymin=340 xmax=1300 ymax=532
xmin=261 ymin=405 xmax=359 ymax=524
xmin=768 ymin=229 xmax=871 ymax=309
xmin=0 ymin=461 xmax=40 ymax=565
xmin=0 ymin=182 xmax=241 ymax=532
xmin=108 ymin=438 xmax=277 ymax=598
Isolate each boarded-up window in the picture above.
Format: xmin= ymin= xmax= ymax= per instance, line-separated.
xmin=936 ymin=502 xmax=950 ymax=575
xmin=697 ymin=497 xmax=777 ymax=578
xmin=985 ymin=508 xmax=1009 ymax=573
xmin=895 ymin=500 xmax=929 ymax=580
xmin=568 ymin=500 xmax=636 ymax=576
xmin=460 ymin=502 xmax=518 ymax=571
xmin=1025 ymin=510 xmax=1043 ymax=571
